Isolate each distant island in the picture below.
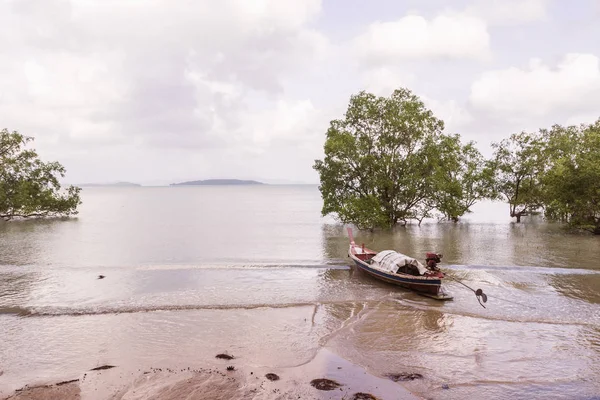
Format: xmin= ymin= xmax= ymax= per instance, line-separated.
xmin=78 ymin=182 xmax=141 ymax=187
xmin=170 ymin=179 xmax=264 ymax=186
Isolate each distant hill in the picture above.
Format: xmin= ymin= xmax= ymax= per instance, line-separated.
xmin=78 ymin=182 xmax=141 ymax=187
xmin=170 ymin=179 xmax=264 ymax=186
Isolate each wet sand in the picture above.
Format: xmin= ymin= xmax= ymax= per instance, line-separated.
xmin=3 ymin=349 xmax=420 ymax=400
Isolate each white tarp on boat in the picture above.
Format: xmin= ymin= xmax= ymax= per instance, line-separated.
xmin=371 ymin=250 xmax=428 ymax=275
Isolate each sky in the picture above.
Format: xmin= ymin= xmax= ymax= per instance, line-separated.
xmin=1 ymin=0 xmax=599 ymax=185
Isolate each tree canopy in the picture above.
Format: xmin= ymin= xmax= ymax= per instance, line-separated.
xmin=489 ymin=119 xmax=600 ymax=233
xmin=313 ymin=88 xmax=494 ymax=230
xmin=489 ymin=132 xmax=546 ymax=223
xmin=0 ymin=129 xmax=81 ymax=221
xmin=313 ymin=87 xmax=599 ymax=234
xmin=433 ymin=134 xmax=495 ymax=222
xmin=540 ymin=120 xmax=600 ymax=234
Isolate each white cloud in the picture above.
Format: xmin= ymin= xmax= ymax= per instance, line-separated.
xmin=470 ymin=53 xmax=600 ymax=119
xmin=360 ymin=67 xmax=472 ymax=133
xmin=231 ymin=0 xmax=321 ymax=30
xmin=0 ymin=0 xmax=329 ymax=154
xmin=424 ymin=97 xmax=474 ymax=133
xmin=565 ymin=113 xmax=600 ymax=126
xmin=237 ymin=98 xmax=330 ymax=154
xmin=361 ymin=67 xmax=416 ymax=96
xmin=1 ymin=0 xmax=597 ymax=184
xmin=466 ymin=0 xmax=548 ymax=26
xmin=354 ymin=12 xmax=490 ymax=64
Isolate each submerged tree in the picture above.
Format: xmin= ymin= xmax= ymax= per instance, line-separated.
xmin=313 ymin=89 xmax=445 ymax=230
xmin=541 ymin=120 xmax=600 ymax=234
xmin=431 ymin=134 xmax=496 ymax=222
xmin=313 ymin=88 xmax=494 ymax=230
xmin=490 ymin=132 xmax=545 ymax=223
xmin=0 ymin=129 xmax=81 ymax=220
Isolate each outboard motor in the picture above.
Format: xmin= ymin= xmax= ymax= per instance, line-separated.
xmin=425 ymin=252 xmax=443 ymax=271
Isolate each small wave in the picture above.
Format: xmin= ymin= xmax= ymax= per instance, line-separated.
xmin=0 ymin=262 xmax=351 ymax=272
xmin=134 ymin=263 xmax=351 ymax=271
xmin=391 ymin=297 xmax=600 ymax=327
xmin=0 ymin=300 xmax=360 ymax=318
xmin=444 ymin=264 xmax=600 ymax=275
xmin=0 ymin=306 xmax=32 ymax=316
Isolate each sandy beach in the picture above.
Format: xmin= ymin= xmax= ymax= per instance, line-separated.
xmin=3 ymin=349 xmax=421 ymax=400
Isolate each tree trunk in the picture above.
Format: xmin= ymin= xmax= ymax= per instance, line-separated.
xmin=452 ymin=216 xmax=459 ymax=223
xmin=516 ymin=214 xmax=521 ymax=223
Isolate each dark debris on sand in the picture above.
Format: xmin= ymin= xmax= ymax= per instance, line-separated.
xmin=14 ymin=384 xmax=50 ymax=393
xmin=216 ymin=353 xmax=235 ymax=360
xmin=90 ymin=365 xmax=116 ymax=371
xmin=352 ymin=393 xmax=379 ymax=400
xmin=310 ymin=378 xmax=341 ymax=391
xmin=386 ymin=372 xmax=423 ymax=382
xmin=11 ymin=378 xmax=80 ymax=396
xmin=55 ymin=379 xmax=80 ymax=386
xmin=265 ymin=373 xmax=280 ymax=381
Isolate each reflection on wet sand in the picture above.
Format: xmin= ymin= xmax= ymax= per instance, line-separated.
xmin=327 ymin=299 xmax=600 ymax=400
xmin=0 ymin=304 xmax=423 ymax=400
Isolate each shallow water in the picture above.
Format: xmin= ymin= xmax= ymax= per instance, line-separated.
xmin=1 ymin=185 xmax=599 ymax=399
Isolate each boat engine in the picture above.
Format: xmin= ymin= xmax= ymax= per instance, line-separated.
xmin=425 ymin=252 xmax=443 ymax=270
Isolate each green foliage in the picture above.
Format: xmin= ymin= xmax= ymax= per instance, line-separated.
xmin=490 ymin=132 xmax=545 ymax=223
xmin=313 ymin=88 xmax=494 ymax=230
xmin=0 ymin=129 xmax=81 ymax=220
xmin=432 ymin=135 xmax=496 ymax=222
xmin=541 ymin=120 xmax=600 ymax=234
xmin=490 ymin=119 xmax=600 ymax=233
xmin=314 ymin=86 xmax=599 ymax=234
xmin=313 ymin=89 xmax=445 ymax=230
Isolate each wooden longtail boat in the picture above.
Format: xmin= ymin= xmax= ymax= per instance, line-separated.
xmin=347 ymin=228 xmax=453 ymax=300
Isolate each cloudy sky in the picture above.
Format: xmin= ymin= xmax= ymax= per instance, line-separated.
xmin=1 ymin=0 xmax=599 ymax=184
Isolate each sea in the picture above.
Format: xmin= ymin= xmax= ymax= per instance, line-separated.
xmin=1 ymin=185 xmax=599 ymax=399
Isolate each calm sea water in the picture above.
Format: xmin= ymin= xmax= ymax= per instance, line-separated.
xmin=1 ymin=185 xmax=599 ymax=399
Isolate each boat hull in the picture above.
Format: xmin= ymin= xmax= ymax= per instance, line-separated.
xmin=346 ymin=228 xmax=452 ymax=300
xmin=350 ymin=255 xmax=447 ymax=298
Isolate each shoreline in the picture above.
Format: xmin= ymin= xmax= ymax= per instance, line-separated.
xmin=2 ymin=349 xmax=421 ymax=400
